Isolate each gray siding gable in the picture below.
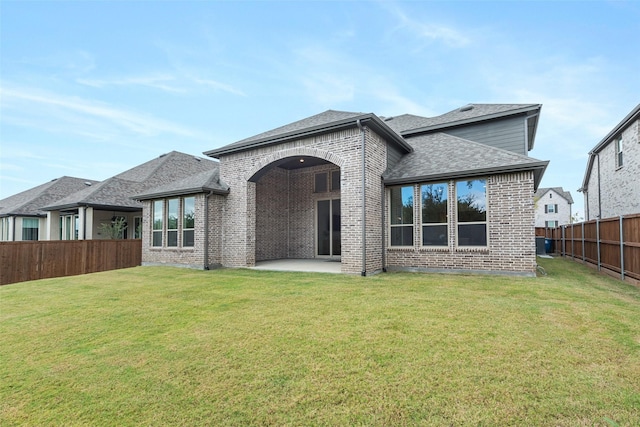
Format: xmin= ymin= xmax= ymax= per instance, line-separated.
xmin=442 ymin=115 xmax=527 ymax=156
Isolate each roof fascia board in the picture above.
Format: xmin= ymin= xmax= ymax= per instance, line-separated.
xmin=401 ymin=105 xmax=542 ymax=137
xmin=383 ymin=161 xmax=548 ymax=186
xmin=133 ymin=187 xmax=230 ymax=201
xmin=205 ymin=114 xmax=412 ymax=158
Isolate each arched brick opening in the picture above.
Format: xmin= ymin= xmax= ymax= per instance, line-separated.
xmin=250 ymin=152 xmax=344 ymax=264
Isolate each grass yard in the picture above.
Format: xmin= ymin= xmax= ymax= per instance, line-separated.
xmin=1 ymin=257 xmax=639 ymax=426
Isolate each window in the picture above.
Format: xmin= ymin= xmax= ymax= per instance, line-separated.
xmin=22 ymin=218 xmax=39 ymax=241
xmin=152 ymin=200 xmax=163 ymax=247
xmin=545 ymin=220 xmax=557 ymax=228
xmin=314 ymin=172 xmax=328 ymax=193
xmin=545 ymin=204 xmax=558 ymax=214
xmin=167 ymin=198 xmax=179 ymax=247
xmin=615 ymin=137 xmax=623 ymax=168
xmin=390 ymin=186 xmax=414 ymax=246
xmin=182 ymin=197 xmax=195 ymax=247
xmin=421 ymin=183 xmax=448 ymax=246
xmin=134 ymin=217 xmax=142 ymax=239
xmin=456 ymin=179 xmax=487 ymax=246
xmin=331 ymin=170 xmax=340 ymax=191
xmin=60 ymin=214 xmax=79 ymax=240
xmin=1 ymin=217 xmax=10 ymax=241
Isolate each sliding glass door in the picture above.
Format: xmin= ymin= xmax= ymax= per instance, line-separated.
xmin=317 ymin=199 xmax=341 ymax=257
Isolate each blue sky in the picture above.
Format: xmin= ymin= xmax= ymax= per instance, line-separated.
xmin=1 ymin=0 xmax=639 ymax=217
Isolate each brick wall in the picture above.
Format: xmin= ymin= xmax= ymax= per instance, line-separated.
xmin=585 ymin=118 xmax=640 ymax=219
xmin=218 ymin=127 xmax=387 ymax=274
xmin=386 ymin=171 xmax=537 ymax=276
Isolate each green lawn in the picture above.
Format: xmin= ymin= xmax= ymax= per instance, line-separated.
xmin=1 ymin=258 xmax=639 ymax=426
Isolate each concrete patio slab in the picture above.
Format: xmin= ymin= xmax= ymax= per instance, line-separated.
xmin=252 ymin=259 xmax=342 ymax=274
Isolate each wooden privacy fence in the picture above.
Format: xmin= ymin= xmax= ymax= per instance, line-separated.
xmin=0 ymin=239 xmax=142 ymax=286
xmin=536 ymin=214 xmax=640 ymax=285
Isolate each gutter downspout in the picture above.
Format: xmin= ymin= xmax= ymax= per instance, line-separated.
xmin=381 ymin=178 xmax=386 ymax=272
xmin=204 ymin=191 xmax=214 ymax=270
xmin=596 ymin=153 xmax=602 ymax=219
xmin=357 ymin=119 xmax=366 ymax=276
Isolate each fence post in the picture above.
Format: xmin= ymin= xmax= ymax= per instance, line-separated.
xmin=596 ymin=218 xmax=601 ymax=271
xmin=561 ymin=226 xmax=565 ymax=257
xmin=571 ymin=224 xmax=575 ymax=259
xmin=620 ymin=216 xmax=625 ymax=281
xmin=581 ymin=222 xmax=585 ymax=263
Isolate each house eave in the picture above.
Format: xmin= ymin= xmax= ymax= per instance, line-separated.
xmin=383 ymin=161 xmax=549 ymax=190
xmin=132 ymin=187 xmax=230 ymax=201
xmin=588 ymin=103 xmax=640 ymax=155
xmin=204 ymin=114 xmax=413 ymax=158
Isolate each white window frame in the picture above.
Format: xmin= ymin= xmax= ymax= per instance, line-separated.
xmin=615 ymin=137 xmax=623 ymax=168
xmin=152 ymin=200 xmax=163 ymax=247
xmin=182 ymin=196 xmax=195 ymax=247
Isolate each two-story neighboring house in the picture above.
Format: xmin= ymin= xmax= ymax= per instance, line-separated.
xmin=534 ymin=187 xmax=573 ymax=227
xmin=579 ymin=104 xmax=640 ymax=220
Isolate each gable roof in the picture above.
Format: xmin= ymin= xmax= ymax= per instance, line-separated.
xmin=534 ymin=187 xmax=574 ymax=204
xmin=43 ymin=152 xmax=219 ymax=211
xmin=383 ymin=132 xmax=548 ymax=189
xmin=133 ymin=167 xmax=229 ymax=200
xmin=580 ymin=103 xmax=640 ymax=192
xmin=0 ymin=176 xmax=99 ymax=217
xmin=204 ymin=110 xmax=413 ymax=158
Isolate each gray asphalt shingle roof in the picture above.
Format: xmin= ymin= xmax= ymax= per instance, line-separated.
xmin=383 ymin=132 xmax=548 ymax=188
xmin=133 ymin=167 xmax=229 ymax=200
xmin=535 ymin=187 xmax=574 ymax=204
xmin=387 ymin=104 xmax=541 ymax=135
xmin=44 ymin=151 xmax=219 ymax=211
xmin=0 ymin=176 xmax=99 ymax=217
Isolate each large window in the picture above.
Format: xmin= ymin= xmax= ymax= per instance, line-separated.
xmin=60 ymin=214 xmax=79 ymax=240
xmin=152 ymin=197 xmax=196 ymax=248
xmin=390 ymin=186 xmax=414 ymax=246
xmin=182 ymin=197 xmax=195 ymax=247
xmin=421 ymin=183 xmax=448 ymax=246
xmin=167 ymin=198 xmax=179 ymax=247
xmin=456 ymin=179 xmax=487 ymax=246
xmin=152 ymin=200 xmax=163 ymax=247
xmin=22 ymin=218 xmax=39 ymax=241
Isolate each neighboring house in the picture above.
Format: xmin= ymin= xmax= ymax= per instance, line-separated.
xmin=534 ymin=187 xmax=574 ymax=228
xmin=0 ymin=176 xmax=98 ymax=241
xmin=139 ymin=103 xmax=549 ymax=276
xmin=42 ymin=151 xmax=219 ymax=240
xmin=579 ymin=104 xmax=640 ymax=220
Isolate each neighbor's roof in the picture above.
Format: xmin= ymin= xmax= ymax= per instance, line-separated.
xmin=534 ymin=187 xmax=574 ymax=204
xmin=204 ymin=110 xmax=413 ymax=158
xmin=580 ymin=103 xmax=640 ymax=191
xmin=43 ymin=151 xmax=219 ymax=211
xmin=383 ymin=132 xmax=548 ymax=189
xmin=133 ymin=168 xmax=229 ymax=200
xmin=0 ymin=176 xmax=99 ymax=217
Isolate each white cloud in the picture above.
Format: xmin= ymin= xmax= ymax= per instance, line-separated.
xmin=383 ymin=2 xmax=470 ymax=48
xmin=0 ymin=83 xmax=203 ymax=139
xmin=77 ymin=74 xmax=186 ymax=94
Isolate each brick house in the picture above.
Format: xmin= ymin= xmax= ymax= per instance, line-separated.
xmin=534 ymin=187 xmax=574 ymax=227
xmin=42 ymin=151 xmax=218 ymax=241
xmin=138 ymin=104 xmax=548 ymax=276
xmin=0 ymin=176 xmax=99 ymax=241
xmin=579 ymin=104 xmax=640 ymax=220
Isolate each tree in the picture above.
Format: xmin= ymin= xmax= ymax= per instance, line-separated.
xmin=99 ymin=217 xmax=127 ymax=239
